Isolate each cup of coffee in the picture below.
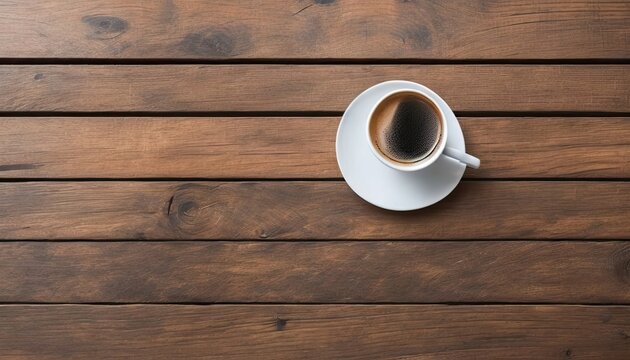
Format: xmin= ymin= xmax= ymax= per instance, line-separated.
xmin=367 ymin=89 xmax=480 ymax=171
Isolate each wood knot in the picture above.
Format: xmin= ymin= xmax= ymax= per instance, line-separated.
xmin=178 ymin=201 xmax=197 ymax=217
xmin=82 ymin=15 xmax=128 ymax=40
xmin=275 ymin=318 xmax=287 ymax=331
xmin=178 ymin=26 xmax=251 ymax=57
xmin=166 ymin=184 xmax=234 ymax=236
xmin=564 ymin=349 xmax=572 ymax=358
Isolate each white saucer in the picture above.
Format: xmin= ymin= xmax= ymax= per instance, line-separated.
xmin=336 ymin=80 xmax=466 ymax=211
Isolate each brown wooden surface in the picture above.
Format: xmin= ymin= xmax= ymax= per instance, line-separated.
xmin=1 ymin=0 xmax=628 ymax=60
xmin=0 ymin=305 xmax=628 ymax=359
xmin=1 ymin=181 xmax=628 ymax=240
xmin=1 ymin=65 xmax=628 ymax=112
xmin=1 ymin=0 xmax=629 ymax=358
xmin=1 ymin=241 xmax=628 ymax=303
xmin=1 ymin=117 xmax=628 ymax=179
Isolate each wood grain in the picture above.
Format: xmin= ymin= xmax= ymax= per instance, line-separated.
xmin=1 ymin=181 xmax=628 ymax=240
xmin=1 ymin=65 xmax=628 ymax=112
xmin=0 ymin=0 xmax=628 ymax=59
xmin=1 ymin=241 xmax=628 ymax=303
xmin=0 ymin=305 xmax=628 ymax=359
xmin=1 ymin=1 xmax=627 ymax=357
xmin=1 ymin=117 xmax=628 ymax=179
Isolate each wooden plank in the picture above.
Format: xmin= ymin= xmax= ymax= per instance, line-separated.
xmin=0 ymin=305 xmax=628 ymax=359
xmin=1 ymin=65 xmax=628 ymax=112
xmin=1 ymin=117 xmax=628 ymax=179
xmin=1 ymin=241 xmax=628 ymax=303
xmin=0 ymin=181 xmax=628 ymax=240
xmin=0 ymin=0 xmax=628 ymax=59
xmin=462 ymin=117 xmax=630 ymax=178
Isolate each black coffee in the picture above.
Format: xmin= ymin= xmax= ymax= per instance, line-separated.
xmin=369 ymin=92 xmax=442 ymax=164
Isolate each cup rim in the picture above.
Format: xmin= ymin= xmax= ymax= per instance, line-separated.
xmin=366 ymin=88 xmax=448 ymax=172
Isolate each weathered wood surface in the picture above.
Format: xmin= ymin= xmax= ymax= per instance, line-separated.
xmin=1 ymin=1 xmax=629 ymax=358
xmin=0 ymin=0 xmax=628 ymax=60
xmin=1 ymin=117 xmax=628 ymax=178
xmin=1 ymin=241 xmax=628 ymax=303
xmin=1 ymin=65 xmax=628 ymax=112
xmin=0 ymin=305 xmax=628 ymax=359
xmin=1 ymin=181 xmax=628 ymax=240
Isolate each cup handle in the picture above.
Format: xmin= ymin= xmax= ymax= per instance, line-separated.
xmin=442 ymin=146 xmax=480 ymax=169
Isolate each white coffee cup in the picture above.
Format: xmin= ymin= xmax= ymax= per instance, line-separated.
xmin=366 ymin=88 xmax=480 ymax=172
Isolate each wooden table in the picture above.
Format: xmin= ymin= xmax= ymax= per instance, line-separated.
xmin=0 ymin=1 xmax=629 ymax=359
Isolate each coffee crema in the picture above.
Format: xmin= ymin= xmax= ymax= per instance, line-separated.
xmin=369 ymin=91 xmax=442 ymax=165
